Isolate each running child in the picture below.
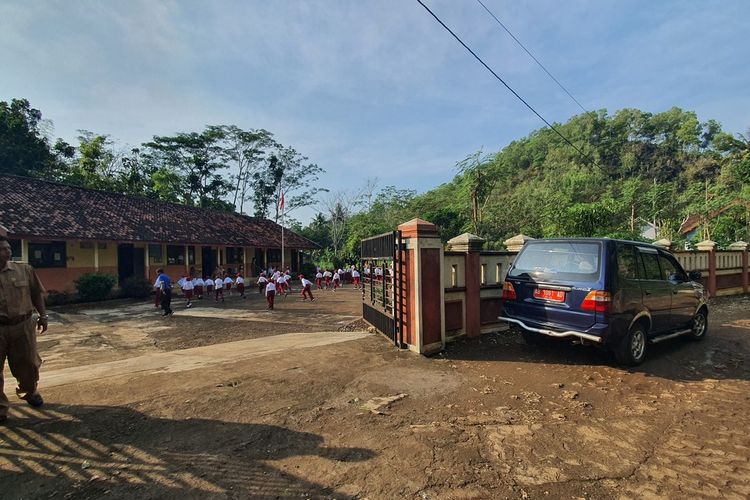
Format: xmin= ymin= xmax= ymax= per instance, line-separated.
xmin=205 ymin=275 xmax=214 ymax=296
xmin=236 ymin=273 xmax=245 ymax=298
xmin=315 ymin=270 xmax=323 ymax=289
xmin=299 ymin=275 xmax=314 ymax=301
xmin=223 ymin=274 xmax=233 ymax=295
xmin=265 ymin=278 xmax=276 ymax=310
xmin=214 ymin=275 xmax=225 ymax=302
xmin=182 ymin=275 xmax=194 ymax=308
xmin=257 ymin=274 xmax=268 ymax=294
xmin=194 ymin=276 xmax=204 ymax=299
xmin=332 ymin=270 xmax=340 ymax=291
xmin=351 ymin=268 xmax=361 ymax=289
xmin=323 ymin=269 xmax=332 ymax=289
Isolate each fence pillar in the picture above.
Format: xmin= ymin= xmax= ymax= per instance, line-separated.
xmin=729 ymin=241 xmax=749 ymax=293
xmin=504 ymin=234 xmax=534 ymax=252
xmin=697 ymin=240 xmax=717 ymax=297
xmin=398 ymin=218 xmax=444 ymax=355
xmin=447 ymin=233 xmax=485 ymax=338
xmin=653 ymin=239 xmax=673 ymax=251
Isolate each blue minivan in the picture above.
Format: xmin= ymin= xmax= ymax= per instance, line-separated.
xmin=499 ymin=239 xmax=708 ymax=365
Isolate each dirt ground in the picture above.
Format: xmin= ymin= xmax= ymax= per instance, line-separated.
xmin=1 ymin=286 xmax=749 ymax=499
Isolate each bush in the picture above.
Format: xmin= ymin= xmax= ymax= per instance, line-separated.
xmin=74 ymin=273 xmax=117 ymax=302
xmin=298 ymin=262 xmax=317 ymax=279
xmin=119 ymin=276 xmax=153 ymax=299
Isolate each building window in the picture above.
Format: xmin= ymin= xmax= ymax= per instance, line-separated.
xmin=149 ymin=244 xmax=163 ymax=263
xmin=80 ymin=241 xmax=94 ymax=250
xmin=9 ymin=239 xmax=22 ymax=261
xmin=267 ymin=249 xmax=281 ymax=263
xmin=166 ymin=245 xmax=185 ymax=265
xmin=28 ymin=241 xmax=66 ymax=268
xmin=187 ymin=246 xmax=196 ymax=265
xmin=481 ymin=264 xmax=487 ymax=285
xmin=97 ymin=242 xmax=107 ymax=250
xmin=226 ymin=246 xmax=243 ymax=264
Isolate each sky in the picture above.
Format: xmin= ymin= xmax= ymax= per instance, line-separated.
xmin=1 ymin=0 xmax=748 ymax=223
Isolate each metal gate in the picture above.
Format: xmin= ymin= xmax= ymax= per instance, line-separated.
xmin=361 ymin=230 xmax=404 ymax=348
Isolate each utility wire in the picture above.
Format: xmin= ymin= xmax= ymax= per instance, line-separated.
xmin=416 ymin=0 xmax=587 ymax=158
xmin=476 ymin=0 xmax=588 ymax=113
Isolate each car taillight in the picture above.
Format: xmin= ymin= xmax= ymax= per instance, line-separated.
xmin=501 ymin=281 xmax=517 ymax=300
xmin=581 ymin=290 xmax=611 ymax=313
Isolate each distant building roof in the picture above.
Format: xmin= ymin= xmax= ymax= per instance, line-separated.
xmin=679 ymin=200 xmax=750 ymax=236
xmin=0 ymin=174 xmax=318 ymax=249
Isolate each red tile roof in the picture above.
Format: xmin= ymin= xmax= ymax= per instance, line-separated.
xmin=0 ymin=174 xmax=319 ymax=249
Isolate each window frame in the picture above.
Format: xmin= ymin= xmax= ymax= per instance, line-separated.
xmin=166 ymin=245 xmax=185 ymax=266
xmin=28 ymin=241 xmax=67 ymax=268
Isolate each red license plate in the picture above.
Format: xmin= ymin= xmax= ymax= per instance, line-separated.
xmin=533 ymin=289 xmax=565 ymax=302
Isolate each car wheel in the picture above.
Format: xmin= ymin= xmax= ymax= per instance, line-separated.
xmin=689 ymin=309 xmax=708 ymax=341
xmin=615 ymin=324 xmax=647 ymax=366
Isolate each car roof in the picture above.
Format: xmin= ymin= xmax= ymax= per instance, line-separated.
xmin=524 ymin=237 xmax=661 ymax=250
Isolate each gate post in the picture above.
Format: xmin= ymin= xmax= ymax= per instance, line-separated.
xmin=398 ymin=218 xmax=445 ymax=355
xmin=697 ymin=240 xmax=717 ymax=297
xmin=447 ymin=233 xmax=485 ymax=338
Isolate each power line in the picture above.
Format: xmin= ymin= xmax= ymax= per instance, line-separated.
xmin=416 ymin=0 xmax=587 ymax=159
xmin=475 ymin=0 xmax=588 ymax=113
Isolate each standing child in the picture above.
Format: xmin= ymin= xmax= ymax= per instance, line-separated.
xmin=182 ymin=276 xmax=194 ymax=308
xmin=194 ymin=276 xmax=204 ymax=299
xmin=332 ymin=270 xmax=341 ymax=291
xmin=223 ymin=274 xmax=233 ymax=295
xmin=315 ymin=270 xmax=323 ymax=289
xmin=236 ymin=273 xmax=245 ymax=298
xmin=299 ymin=275 xmax=314 ymax=301
xmin=257 ymin=274 xmax=268 ymax=294
xmin=352 ymin=268 xmax=361 ymax=289
xmin=265 ymin=278 xmax=276 ymax=310
xmin=214 ymin=275 xmax=225 ymax=302
xmin=277 ymin=274 xmax=289 ymax=297
xmin=323 ymin=269 xmax=332 ymax=289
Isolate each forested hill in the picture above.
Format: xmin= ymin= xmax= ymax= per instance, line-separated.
xmin=316 ymin=107 xmax=748 ymax=264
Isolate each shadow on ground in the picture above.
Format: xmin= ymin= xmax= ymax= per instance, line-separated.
xmin=443 ymin=314 xmax=750 ymax=383
xmin=0 ymin=404 xmax=375 ymax=499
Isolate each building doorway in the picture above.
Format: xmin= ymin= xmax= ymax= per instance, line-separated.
xmin=201 ymin=246 xmax=217 ymax=277
xmin=117 ymin=244 xmax=145 ymax=285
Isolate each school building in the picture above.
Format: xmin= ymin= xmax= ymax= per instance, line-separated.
xmin=0 ymin=174 xmax=318 ymax=292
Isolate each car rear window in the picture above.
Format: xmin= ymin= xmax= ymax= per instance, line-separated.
xmin=508 ymin=242 xmax=601 ymax=281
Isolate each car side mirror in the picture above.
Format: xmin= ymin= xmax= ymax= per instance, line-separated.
xmin=688 ymin=271 xmax=702 ymax=281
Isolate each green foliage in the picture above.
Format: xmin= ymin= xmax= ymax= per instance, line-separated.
xmin=74 ymin=274 xmax=117 ymax=302
xmin=118 ymin=276 xmax=153 ymax=299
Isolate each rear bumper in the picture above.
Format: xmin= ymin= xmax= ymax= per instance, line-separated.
xmin=498 ymin=316 xmax=604 ymax=344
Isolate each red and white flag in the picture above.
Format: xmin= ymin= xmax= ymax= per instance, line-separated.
xmin=279 ymin=191 xmax=285 ymax=212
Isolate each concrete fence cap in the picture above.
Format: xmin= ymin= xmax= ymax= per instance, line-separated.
xmin=695 ymin=240 xmax=717 ymax=250
xmin=728 ymin=241 xmax=749 ymax=251
xmin=447 ymin=233 xmax=485 ymax=252
xmin=504 ymin=234 xmax=534 ymax=251
xmin=652 ymin=238 xmax=672 ymax=249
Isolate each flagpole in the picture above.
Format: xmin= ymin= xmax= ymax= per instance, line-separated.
xmin=281 ymin=190 xmax=285 ymax=271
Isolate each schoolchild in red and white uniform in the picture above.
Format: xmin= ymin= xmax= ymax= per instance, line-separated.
xmin=323 ymin=269 xmax=332 ymax=289
xmin=182 ymin=276 xmax=194 ymax=308
xmin=351 ymin=268 xmax=361 ymax=288
xmin=204 ymin=275 xmax=214 ymax=295
xmin=315 ymin=271 xmax=323 ymax=289
xmin=257 ymin=274 xmax=268 ymax=294
xmin=236 ymin=274 xmax=245 ymax=298
xmin=214 ymin=276 xmax=224 ymax=302
xmin=332 ymin=270 xmax=340 ymax=291
xmin=284 ymin=270 xmax=293 ymax=293
xmin=193 ymin=277 xmax=204 ymax=299
xmin=277 ymin=274 xmax=289 ymax=296
xmin=374 ymin=266 xmax=383 ymax=281
xmin=299 ymin=275 xmax=314 ymax=301
xmin=223 ymin=275 xmax=233 ymax=295
xmin=265 ymin=279 xmax=277 ymax=310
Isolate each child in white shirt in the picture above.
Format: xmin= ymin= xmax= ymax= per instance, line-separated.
xmin=223 ymin=275 xmax=233 ymax=295
xmin=265 ymin=279 xmax=277 ymax=310
xmin=257 ymin=275 xmax=268 ymax=294
xmin=194 ymin=277 xmax=204 ymax=299
xmin=315 ymin=271 xmax=323 ymax=289
xmin=182 ymin=277 xmax=194 ymax=308
xmin=236 ymin=274 xmax=245 ymax=298
xmin=214 ymin=276 xmax=224 ymax=302
xmin=332 ymin=271 xmax=340 ymax=291
xmin=299 ymin=275 xmax=314 ymax=301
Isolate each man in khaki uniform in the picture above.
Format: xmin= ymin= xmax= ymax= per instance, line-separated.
xmin=0 ymin=226 xmax=47 ymax=424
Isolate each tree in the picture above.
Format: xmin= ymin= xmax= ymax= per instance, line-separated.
xmin=0 ymin=98 xmax=61 ymax=177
